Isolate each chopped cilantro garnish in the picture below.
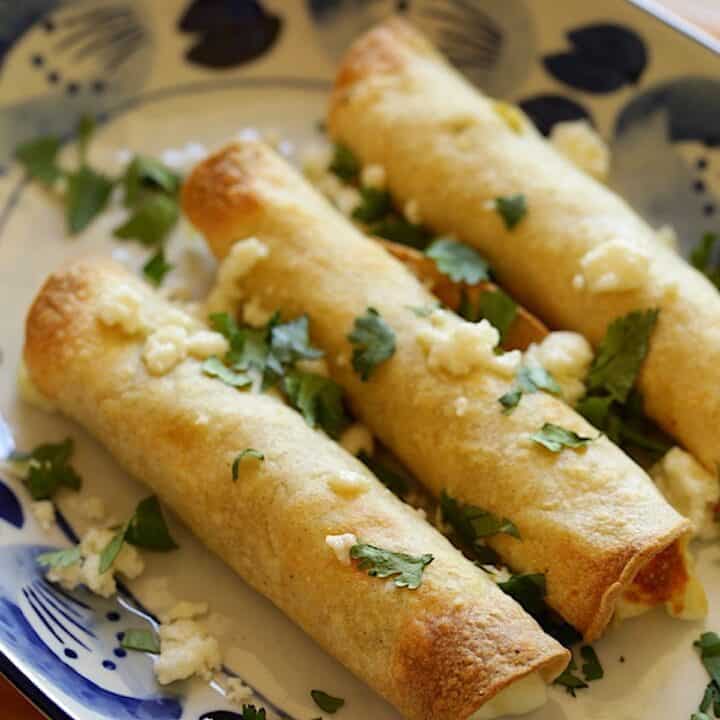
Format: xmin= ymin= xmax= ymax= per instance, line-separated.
xmin=406 ymin=304 xmax=439 ymax=318
xmin=15 ymin=136 xmax=62 ymax=185
xmin=348 ymin=307 xmax=396 ymax=381
xmin=580 ymin=645 xmax=603 ymax=681
xmin=350 ymin=542 xmax=433 ymax=589
xmin=8 ymin=437 xmax=81 ymax=500
xmin=120 ymin=155 xmax=181 ymax=207
xmin=232 ymin=449 xmax=265 ymax=481
xmin=530 ymin=423 xmax=595 ymax=452
xmin=283 ymin=370 xmax=349 ymax=438
xmin=310 ymin=690 xmax=345 ymax=714
xmin=587 ymin=309 xmax=658 ymax=403
xmin=76 ymin=114 xmax=96 ymax=165
xmin=329 ymin=143 xmax=360 ymax=182
xmin=114 ymin=193 xmax=179 ymax=247
xmin=121 ymin=628 xmax=161 ymax=654
xmin=98 ymin=495 xmax=178 ymax=573
xmin=66 ymin=166 xmax=114 ymax=234
xmin=495 ymin=194 xmax=527 ymax=230
xmin=142 ymin=248 xmax=173 ymax=286
xmin=694 ymin=633 xmax=720 ymax=718
xmin=352 ymin=187 xmax=392 ymax=223
xmin=238 ymin=705 xmax=267 ymax=720
xmin=202 ymin=356 xmax=253 ymax=388
xmin=269 ymin=315 xmax=323 ymax=365
xmin=370 ymin=215 xmax=433 ymax=249
xmin=36 ymin=546 xmax=81 ymax=569
xmin=358 ymin=451 xmax=409 ymax=496
xmin=459 ymin=288 xmax=517 ymax=341
xmin=425 ymin=237 xmax=490 ymax=284
xmin=499 ymin=364 xmax=561 ymax=412
xmin=554 ymin=657 xmax=589 ymax=697
xmin=440 ymin=490 xmax=520 ymax=565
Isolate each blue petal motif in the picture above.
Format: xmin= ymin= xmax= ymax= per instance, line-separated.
xmin=0 ymin=479 xmax=23 ymax=528
xmin=518 ymin=94 xmax=594 ymax=137
xmin=199 ymin=712 xmax=247 ymax=719
xmin=178 ymin=1 xmax=282 ymax=69
xmin=543 ymin=23 xmax=647 ymax=93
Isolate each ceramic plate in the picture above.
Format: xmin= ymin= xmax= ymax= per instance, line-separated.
xmin=1 ymin=2 xmax=720 ymax=719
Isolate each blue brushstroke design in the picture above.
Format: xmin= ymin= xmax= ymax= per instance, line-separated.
xmin=0 ymin=0 xmax=59 ymax=71
xmin=0 ymin=478 xmax=23 ymax=528
xmin=518 ymin=94 xmax=594 ymax=136
xmin=544 ymin=23 xmax=647 ymax=93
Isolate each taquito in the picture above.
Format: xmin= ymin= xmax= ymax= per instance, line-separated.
xmin=328 ymin=18 xmax=720 ymax=475
xmin=23 ymin=259 xmax=569 ymax=720
xmin=182 ymin=140 xmax=702 ymax=641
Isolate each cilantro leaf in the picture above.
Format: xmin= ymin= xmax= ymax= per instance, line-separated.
xmin=142 ymin=249 xmax=173 ymax=286
xmin=121 ymin=155 xmax=181 ymax=207
xmin=587 ymin=309 xmax=659 ymax=403
xmin=554 ymin=662 xmax=589 ymax=697
xmin=15 ymin=136 xmax=62 ymax=185
xmin=499 ymin=365 xmax=560 ymax=412
xmin=232 ymin=449 xmax=265 ymax=481
xmin=36 ymin=546 xmax=81 ymax=569
xmin=695 ymin=633 xmax=720 ymax=688
xmin=329 ymin=143 xmax=360 ymax=182
xmin=348 ymin=307 xmax=396 ymax=381
xmin=530 ymin=423 xmax=595 ymax=452
xmin=440 ymin=490 xmax=520 ymax=563
xmin=202 ymin=356 xmax=253 ymax=388
xmin=125 ymin=495 xmax=178 ymax=551
xmin=12 ymin=438 xmax=82 ymax=500
xmin=76 ymin=114 xmax=96 ymax=165
xmin=283 ymin=370 xmax=349 ymax=438
xmin=352 ymin=187 xmax=392 ymax=223
xmin=370 ymin=215 xmax=433 ymax=249
xmin=310 ymin=690 xmax=345 ymax=714
xmin=238 ymin=706 xmax=267 ymax=720
xmin=66 ymin=166 xmax=114 ymax=234
xmin=461 ymin=289 xmax=517 ymax=341
xmin=350 ymin=542 xmax=433 ymax=589
xmin=99 ymin=523 xmax=129 ymax=574
xmin=580 ymin=645 xmax=604 ymax=681
xmin=121 ymin=628 xmax=161 ymax=654
xmin=113 ymin=193 xmax=179 ymax=247
xmin=495 ymin=194 xmax=527 ymax=230
xmin=270 ymin=315 xmax=323 ymax=365
xmin=406 ymin=304 xmax=439 ymax=318
xmin=698 ymin=681 xmax=720 ymax=716
xmin=358 ymin=451 xmax=409 ymax=496
xmin=497 ymin=573 xmax=547 ymax=618
xmin=425 ymin=237 xmax=490 ymax=284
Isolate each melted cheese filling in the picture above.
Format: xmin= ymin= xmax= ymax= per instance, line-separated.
xmin=470 ymin=672 xmax=546 ymax=719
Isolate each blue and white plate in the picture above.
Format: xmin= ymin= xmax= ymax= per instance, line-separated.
xmin=1 ymin=2 xmax=719 ymax=719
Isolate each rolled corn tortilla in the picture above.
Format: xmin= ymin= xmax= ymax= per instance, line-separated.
xmin=23 ymin=259 xmax=569 ymax=720
xmin=182 ymin=139 xmax=701 ymax=641
xmin=328 ymin=17 xmax=720 ymax=475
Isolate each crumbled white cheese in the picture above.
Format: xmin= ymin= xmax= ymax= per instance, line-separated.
xmin=242 ymin=296 xmax=274 ymax=327
xmin=97 ymin=282 xmax=146 ymax=334
xmin=205 ymin=238 xmax=269 ymax=315
xmin=143 ymin=325 xmax=189 ymax=376
xmin=403 ymin=198 xmax=422 ymax=225
xmin=161 ymin=142 xmax=207 ymax=172
xmin=155 ymin=619 xmax=222 ymax=685
xmin=325 ymin=533 xmax=358 ymax=565
xmin=480 ymin=564 xmax=512 ymax=584
xmin=225 ymin=677 xmax=253 ymax=706
xmin=327 ymin=470 xmax=371 ymax=498
xmin=47 ymin=527 xmax=144 ymax=598
xmin=162 ymin=600 xmax=209 ymax=623
xmin=416 ymin=311 xmax=521 ymax=378
xmin=31 ymin=500 xmax=55 ymax=530
xmin=655 ymin=224 xmax=678 ymax=252
xmin=17 ymin=361 xmax=56 ymax=413
xmin=361 ymin=163 xmax=386 ymax=189
xmin=453 ymin=397 xmax=469 ymax=417
xmin=186 ymin=330 xmax=229 ymax=360
xmin=524 ymin=331 xmax=594 ymax=405
xmin=335 ymin=186 xmax=362 ymax=217
xmin=577 ymin=239 xmax=650 ymax=293
xmin=550 ymin=120 xmax=610 ymax=181
xmin=339 ymin=423 xmax=374 ymax=457
xmin=651 ymin=448 xmax=720 ymax=540
xmin=301 ymin=144 xmax=333 ymax=182
xmin=64 ymin=495 xmax=106 ymax=522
